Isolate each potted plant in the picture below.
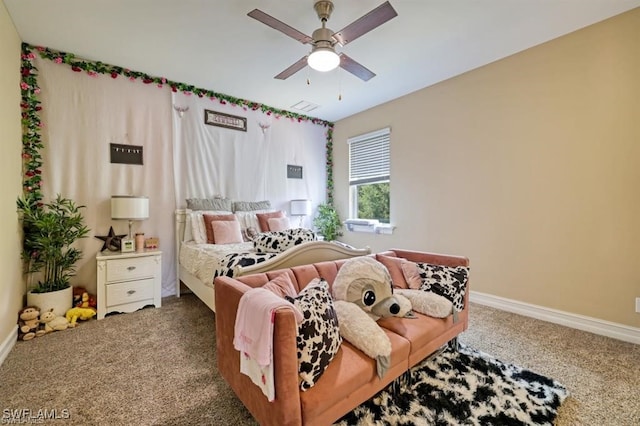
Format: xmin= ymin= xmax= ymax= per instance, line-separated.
xmin=312 ymin=203 xmax=343 ymax=241
xmin=17 ymin=194 xmax=90 ymax=315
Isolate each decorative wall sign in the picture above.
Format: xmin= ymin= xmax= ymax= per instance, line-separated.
xmin=204 ymin=109 xmax=247 ymax=131
xmin=287 ymin=164 xmax=303 ymax=179
xmin=110 ymin=143 xmax=144 ymax=165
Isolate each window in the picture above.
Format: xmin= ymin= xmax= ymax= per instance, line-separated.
xmin=348 ymin=127 xmax=390 ymax=225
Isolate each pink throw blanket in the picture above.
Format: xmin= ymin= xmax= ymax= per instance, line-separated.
xmin=233 ymin=287 xmax=303 ymax=366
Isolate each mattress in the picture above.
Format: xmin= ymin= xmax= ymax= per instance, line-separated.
xmin=179 ymin=241 xmax=277 ymax=286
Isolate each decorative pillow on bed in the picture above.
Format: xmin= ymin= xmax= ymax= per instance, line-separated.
xmin=211 ymin=220 xmax=243 ymax=245
xmin=186 ymin=197 xmax=232 ymax=212
xmin=232 ymin=200 xmax=271 ymax=212
xmin=402 ymin=262 xmax=469 ymax=311
xmin=267 ymin=217 xmax=291 ymax=232
xmin=203 ymin=213 xmax=237 ymax=244
xmin=253 ymin=228 xmax=316 ymax=254
xmin=256 ymin=210 xmax=286 ymax=232
xmin=189 ymin=210 xmax=234 ymax=244
xmin=285 ymin=278 xmax=341 ymax=391
xmin=234 ymin=209 xmax=274 ymax=239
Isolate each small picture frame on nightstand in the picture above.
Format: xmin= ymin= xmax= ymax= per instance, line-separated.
xmin=121 ymin=238 xmax=135 ymax=252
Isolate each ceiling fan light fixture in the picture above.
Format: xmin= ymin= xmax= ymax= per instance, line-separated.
xmin=307 ymin=46 xmax=340 ymax=72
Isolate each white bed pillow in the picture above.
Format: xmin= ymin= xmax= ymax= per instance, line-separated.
xmin=189 ymin=210 xmax=233 ymax=244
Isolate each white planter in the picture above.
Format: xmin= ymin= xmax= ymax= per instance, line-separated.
xmin=27 ymin=286 xmax=73 ymax=317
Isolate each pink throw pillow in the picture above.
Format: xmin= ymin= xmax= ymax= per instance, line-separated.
xmin=267 ymin=217 xmax=290 ymax=232
xmin=211 ymin=220 xmax=243 ymax=245
xmin=376 ymin=254 xmax=409 ymax=289
xmin=262 ymin=273 xmax=298 ymax=298
xmin=256 ymin=211 xmax=285 ymax=232
xmin=203 ymin=213 xmax=236 ymax=244
xmin=401 ymin=260 xmax=423 ymax=290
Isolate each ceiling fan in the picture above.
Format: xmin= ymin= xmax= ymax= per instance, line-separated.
xmin=248 ymin=0 xmax=398 ymax=82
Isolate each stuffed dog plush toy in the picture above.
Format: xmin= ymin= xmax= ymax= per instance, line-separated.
xmin=332 ymin=257 xmax=405 ymax=378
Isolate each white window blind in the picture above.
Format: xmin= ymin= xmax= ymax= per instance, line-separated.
xmin=348 ymin=127 xmax=390 ymax=186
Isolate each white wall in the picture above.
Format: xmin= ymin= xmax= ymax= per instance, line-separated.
xmin=334 ymin=8 xmax=640 ymax=328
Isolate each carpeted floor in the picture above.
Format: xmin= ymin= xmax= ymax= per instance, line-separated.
xmin=0 ymin=293 xmax=638 ymax=425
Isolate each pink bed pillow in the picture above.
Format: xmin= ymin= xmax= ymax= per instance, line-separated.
xmin=262 ymin=273 xmax=298 ymax=298
xmin=211 ymin=220 xmax=243 ymax=245
xmin=203 ymin=213 xmax=236 ymax=243
xmin=267 ymin=216 xmax=290 ymax=232
xmin=256 ymin=211 xmax=285 ymax=232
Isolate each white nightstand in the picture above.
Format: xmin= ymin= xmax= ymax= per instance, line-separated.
xmin=96 ymin=250 xmax=162 ymax=320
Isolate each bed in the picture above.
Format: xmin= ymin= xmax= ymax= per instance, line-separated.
xmin=174 ymin=208 xmax=370 ymax=312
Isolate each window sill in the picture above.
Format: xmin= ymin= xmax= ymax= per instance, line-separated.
xmin=344 ymin=220 xmax=395 ymax=235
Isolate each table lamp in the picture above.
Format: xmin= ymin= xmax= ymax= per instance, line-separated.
xmin=290 ymin=199 xmax=312 ymax=228
xmin=111 ymin=195 xmax=149 ymax=252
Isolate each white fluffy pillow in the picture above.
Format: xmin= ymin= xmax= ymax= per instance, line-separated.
xmin=234 ymin=209 xmax=275 ymax=233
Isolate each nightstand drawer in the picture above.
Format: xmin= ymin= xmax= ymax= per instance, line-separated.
xmin=106 ymin=256 xmax=156 ymax=282
xmin=106 ymin=279 xmax=155 ymax=306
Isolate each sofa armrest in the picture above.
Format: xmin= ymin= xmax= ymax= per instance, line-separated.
xmin=214 ymin=276 xmax=303 ymax=426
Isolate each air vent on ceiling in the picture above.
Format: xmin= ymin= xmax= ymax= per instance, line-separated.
xmin=290 ymin=100 xmax=320 ymax=112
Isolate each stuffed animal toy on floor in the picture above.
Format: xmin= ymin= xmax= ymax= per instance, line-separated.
xmin=17 ymin=306 xmax=46 ymax=341
xmin=332 ymin=256 xmax=407 ymax=378
xmin=39 ymin=309 xmax=71 ymax=333
xmin=65 ymin=307 xmax=96 ymax=326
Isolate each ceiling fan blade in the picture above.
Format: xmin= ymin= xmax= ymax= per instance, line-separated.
xmin=332 ymin=1 xmax=398 ymax=46
xmin=274 ymin=56 xmax=308 ymax=80
xmin=339 ymin=53 xmax=375 ymax=82
xmin=248 ymin=9 xmax=313 ymax=44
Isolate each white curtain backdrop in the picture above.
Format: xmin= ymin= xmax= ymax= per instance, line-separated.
xmin=36 ymin=57 xmax=176 ymax=296
xmin=34 ymin=56 xmax=328 ymax=298
xmin=172 ymin=92 xmax=328 ymax=226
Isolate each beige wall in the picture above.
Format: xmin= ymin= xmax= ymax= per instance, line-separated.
xmin=335 ymin=8 xmax=640 ymax=328
xmin=0 ymin=4 xmax=24 ymax=351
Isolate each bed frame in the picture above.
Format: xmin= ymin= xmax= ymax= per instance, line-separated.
xmin=175 ymin=209 xmax=371 ymax=312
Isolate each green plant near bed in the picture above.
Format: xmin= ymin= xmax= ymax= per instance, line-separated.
xmin=17 ymin=194 xmax=90 ymax=293
xmin=313 ymin=203 xmax=343 ymax=241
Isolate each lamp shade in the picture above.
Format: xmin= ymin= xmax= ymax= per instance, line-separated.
xmin=111 ymin=196 xmax=149 ymax=220
xmin=290 ymin=199 xmax=312 ymax=216
xmin=307 ymin=47 xmax=340 ymax=72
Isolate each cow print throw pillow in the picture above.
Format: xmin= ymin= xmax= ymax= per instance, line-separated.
xmin=253 ymin=228 xmax=316 ymax=254
xmin=285 ymin=278 xmax=341 ymax=391
xmin=413 ymin=263 xmax=469 ymax=312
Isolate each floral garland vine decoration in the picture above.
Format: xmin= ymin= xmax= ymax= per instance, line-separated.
xmin=21 ymin=42 xmax=336 ymax=204
xmin=20 ymin=43 xmax=43 ymax=205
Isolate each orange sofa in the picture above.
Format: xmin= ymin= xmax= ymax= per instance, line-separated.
xmin=214 ymin=249 xmax=470 ymax=426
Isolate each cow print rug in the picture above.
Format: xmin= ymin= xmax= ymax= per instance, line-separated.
xmin=335 ymin=343 xmax=568 ymax=426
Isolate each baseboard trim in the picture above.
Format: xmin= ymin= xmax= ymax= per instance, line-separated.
xmin=470 ymin=291 xmax=640 ymax=345
xmin=0 ymin=326 xmax=17 ymax=367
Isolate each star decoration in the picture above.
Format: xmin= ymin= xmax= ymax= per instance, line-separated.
xmin=95 ymin=226 xmax=127 ymax=251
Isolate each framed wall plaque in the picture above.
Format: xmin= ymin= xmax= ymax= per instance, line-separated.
xmin=110 ymin=143 xmax=143 ymax=165
xmin=204 ymin=109 xmax=247 ymax=132
xmin=287 ymin=164 xmax=303 ymax=179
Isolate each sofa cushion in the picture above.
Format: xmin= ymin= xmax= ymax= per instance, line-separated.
xmin=403 ymin=262 xmax=469 ymax=311
xmin=285 ymin=278 xmax=342 ymax=391
xmin=262 ymin=273 xmax=298 ymax=298
xmin=299 ymin=330 xmax=410 ymax=423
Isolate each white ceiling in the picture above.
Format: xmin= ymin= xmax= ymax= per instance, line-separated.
xmin=4 ymin=0 xmax=639 ymax=122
